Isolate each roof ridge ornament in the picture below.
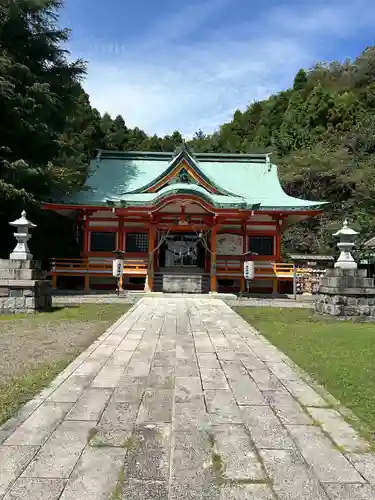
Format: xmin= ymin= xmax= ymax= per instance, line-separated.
xmin=266 ymin=153 xmax=272 ymax=171
xmin=173 ymin=141 xmax=195 ymax=158
xmin=95 ymin=150 xmax=102 ymax=166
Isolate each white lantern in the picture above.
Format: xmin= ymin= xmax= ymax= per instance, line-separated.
xmin=244 ymin=261 xmax=255 ymax=280
xmin=333 ymin=219 xmax=358 ymax=270
xmin=9 ymin=210 xmax=36 ymax=260
xmin=112 ymin=259 xmax=123 ymax=278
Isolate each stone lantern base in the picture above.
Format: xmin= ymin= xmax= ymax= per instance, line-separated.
xmin=315 ymin=268 xmax=375 ymax=320
xmin=0 ymin=259 xmax=52 ymax=314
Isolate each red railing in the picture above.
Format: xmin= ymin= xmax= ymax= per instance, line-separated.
xmin=49 ymin=258 xmax=148 ymax=276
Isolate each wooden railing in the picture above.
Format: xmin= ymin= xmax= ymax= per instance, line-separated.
xmin=49 ymin=257 xmax=295 ymax=280
xmin=216 ymin=260 xmax=242 ymax=275
xmin=49 ymin=258 xmax=148 ymax=276
xmin=216 ymin=260 xmax=295 ymax=279
xmin=272 ymin=263 xmax=295 ymax=278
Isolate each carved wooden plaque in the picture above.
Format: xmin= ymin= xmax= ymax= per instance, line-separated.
xmin=216 ymin=234 xmax=243 ymax=255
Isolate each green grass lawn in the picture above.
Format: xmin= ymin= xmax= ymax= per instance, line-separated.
xmin=235 ymin=307 xmax=375 ymax=437
xmin=0 ymin=303 xmax=129 ymax=323
xmin=0 ymin=304 xmax=130 ymax=425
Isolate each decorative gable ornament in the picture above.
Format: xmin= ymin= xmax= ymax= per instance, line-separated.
xmin=178 ymin=168 xmax=191 ymax=183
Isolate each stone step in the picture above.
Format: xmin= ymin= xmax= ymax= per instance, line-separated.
xmin=154 ymin=273 xmax=209 ymax=294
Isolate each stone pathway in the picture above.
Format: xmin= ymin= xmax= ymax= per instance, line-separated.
xmin=0 ymin=297 xmax=374 ymax=499
xmin=53 ymin=293 xmax=313 ymax=308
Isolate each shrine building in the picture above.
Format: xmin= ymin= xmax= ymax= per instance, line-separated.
xmin=44 ymin=144 xmax=325 ymax=294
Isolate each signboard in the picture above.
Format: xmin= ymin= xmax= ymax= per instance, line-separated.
xmin=217 ymin=234 xmax=243 ymax=255
xmin=244 ymin=261 xmax=255 ymax=280
xmin=112 ymin=259 xmax=124 ymax=278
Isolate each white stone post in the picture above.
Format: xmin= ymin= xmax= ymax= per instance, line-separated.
xmin=333 ymin=219 xmax=358 ymax=270
xmin=9 ymin=210 xmax=37 ymax=260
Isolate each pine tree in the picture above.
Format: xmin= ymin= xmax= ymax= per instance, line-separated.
xmin=293 ymin=68 xmax=308 ymax=91
xmin=0 ymin=0 xmax=86 ymax=206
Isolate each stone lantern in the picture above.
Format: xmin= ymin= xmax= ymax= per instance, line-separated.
xmin=315 ymin=220 xmax=375 ymax=320
xmin=333 ymin=219 xmax=358 ymax=270
xmin=9 ymin=210 xmax=36 ymax=261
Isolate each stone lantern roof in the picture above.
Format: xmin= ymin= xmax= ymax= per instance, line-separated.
xmin=9 ymin=210 xmax=37 ymax=229
xmin=333 ymin=219 xmax=358 ymax=238
xmin=9 ymin=210 xmax=37 ymax=261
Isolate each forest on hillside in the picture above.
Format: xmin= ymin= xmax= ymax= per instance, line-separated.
xmin=1 ymin=0 xmax=375 ymax=260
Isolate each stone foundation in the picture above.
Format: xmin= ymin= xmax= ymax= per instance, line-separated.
xmin=315 ymin=268 xmax=375 ymax=320
xmin=0 ymin=259 xmax=52 ymax=314
xmin=162 ymin=274 xmax=205 ymax=293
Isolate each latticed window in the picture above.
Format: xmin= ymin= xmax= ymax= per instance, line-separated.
xmin=90 ymin=232 xmax=116 ymax=252
xmin=126 ymin=232 xmax=149 ymax=253
xmin=248 ymin=236 xmax=274 ymax=256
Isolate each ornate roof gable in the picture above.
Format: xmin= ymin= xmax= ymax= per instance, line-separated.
xmin=129 ymin=142 xmax=234 ymax=196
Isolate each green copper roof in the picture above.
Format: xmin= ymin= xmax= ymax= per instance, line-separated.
xmin=49 ymin=147 xmax=326 ymax=211
xmin=115 ymin=183 xmax=248 ymax=209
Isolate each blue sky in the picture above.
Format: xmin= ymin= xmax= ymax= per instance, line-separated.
xmin=60 ymin=0 xmax=375 ymax=137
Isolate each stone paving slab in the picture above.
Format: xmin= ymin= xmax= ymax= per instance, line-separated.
xmin=241 ymin=405 xmax=296 ymax=450
xmin=264 ymin=389 xmax=313 ymax=425
xmin=349 ymin=453 xmax=375 ymax=487
xmin=260 ymin=449 xmax=329 ymax=500
xmin=287 ymin=425 xmax=365 ymax=483
xmin=58 ymin=446 xmax=126 ymax=500
xmin=22 ymin=420 xmax=93 ymax=478
xmin=0 ymin=297 xmax=374 ymax=499
xmin=120 ymin=479 xmax=168 ymax=500
xmin=65 ymin=387 xmax=113 ymax=421
xmin=3 ymin=478 xmax=66 ymax=500
xmin=125 ymin=423 xmax=171 ymax=481
xmin=228 ymin=372 xmax=267 ymax=405
xmin=4 ymin=402 xmax=72 ymax=446
xmin=282 ymin=378 xmax=329 ymax=407
xmin=113 ymin=376 xmax=147 ymax=402
xmin=212 ymin=424 xmax=264 ymax=481
xmin=324 ymin=483 xmax=375 ymax=500
xmin=307 ymin=407 xmax=370 ymax=453
xmin=0 ymin=446 xmax=39 ymax=496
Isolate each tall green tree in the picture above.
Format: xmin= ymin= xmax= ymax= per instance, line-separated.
xmin=293 ymin=69 xmax=308 ymax=91
xmin=0 ymin=0 xmax=86 ymax=209
xmin=190 ymin=46 xmax=375 ymax=253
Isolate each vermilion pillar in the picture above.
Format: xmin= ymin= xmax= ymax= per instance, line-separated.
xmin=275 ymin=230 xmax=281 ymax=261
xmin=118 ymin=216 xmax=125 ymax=251
xmin=210 ymin=225 xmax=218 ymax=292
xmin=274 ymin=225 xmax=281 ymax=294
xmin=82 ymin=216 xmax=89 ymax=256
xmin=147 ymin=225 xmax=156 ymax=291
xmin=240 ymin=221 xmax=247 ymax=292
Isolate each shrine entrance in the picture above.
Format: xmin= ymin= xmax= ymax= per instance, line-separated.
xmin=159 ymin=232 xmax=206 ymax=270
xmin=156 ymin=232 xmax=208 ymax=292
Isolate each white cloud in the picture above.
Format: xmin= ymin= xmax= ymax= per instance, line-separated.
xmin=68 ymin=0 xmax=375 ymax=137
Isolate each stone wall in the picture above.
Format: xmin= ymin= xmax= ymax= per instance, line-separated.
xmin=315 ymin=294 xmax=375 ymax=319
xmin=0 ymin=259 xmax=52 ymax=314
xmin=315 ymin=268 xmax=375 ymax=320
